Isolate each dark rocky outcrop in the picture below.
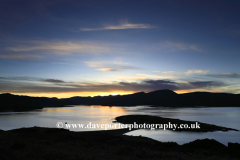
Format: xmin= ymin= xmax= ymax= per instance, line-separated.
xmin=0 ymin=127 xmax=239 ymax=160
xmin=115 ymin=115 xmax=239 ymax=132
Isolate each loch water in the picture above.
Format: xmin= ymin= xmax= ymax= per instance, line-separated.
xmin=0 ymin=105 xmax=239 ymax=145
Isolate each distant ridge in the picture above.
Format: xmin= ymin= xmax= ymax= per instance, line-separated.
xmin=1 ymin=89 xmax=240 ymax=111
xmin=0 ymin=93 xmax=71 ymax=112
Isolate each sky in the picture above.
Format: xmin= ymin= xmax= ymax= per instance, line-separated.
xmin=0 ymin=0 xmax=240 ymax=98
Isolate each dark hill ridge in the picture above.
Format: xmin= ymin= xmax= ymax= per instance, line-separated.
xmin=1 ymin=89 xmax=240 ymax=111
xmin=0 ymin=93 xmax=72 ymax=112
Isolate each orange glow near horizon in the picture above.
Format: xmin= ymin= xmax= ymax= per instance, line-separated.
xmin=175 ymin=89 xmax=203 ymax=94
xmin=175 ymin=89 xmax=223 ymax=94
xmin=4 ymin=89 xmax=233 ymax=98
xmin=99 ymin=92 xmax=131 ymax=96
xmin=8 ymin=91 xmax=134 ymax=98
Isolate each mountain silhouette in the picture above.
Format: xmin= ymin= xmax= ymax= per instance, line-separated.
xmin=1 ymin=89 xmax=240 ymax=111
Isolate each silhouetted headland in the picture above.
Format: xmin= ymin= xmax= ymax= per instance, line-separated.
xmin=115 ymin=115 xmax=239 ymax=132
xmin=0 ymin=127 xmax=239 ymax=159
xmin=1 ymin=89 xmax=240 ymax=111
xmin=0 ymin=93 xmax=72 ymax=112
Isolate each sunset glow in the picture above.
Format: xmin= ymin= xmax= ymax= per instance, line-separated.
xmin=0 ymin=0 xmax=240 ymax=97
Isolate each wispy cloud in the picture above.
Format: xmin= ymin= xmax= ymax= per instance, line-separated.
xmin=163 ymin=70 xmax=210 ymax=76
xmin=7 ymin=40 xmax=112 ymax=55
xmin=41 ymin=79 xmax=65 ymax=83
xmin=137 ymin=74 xmax=176 ymax=79
xmin=0 ymin=53 xmax=42 ymax=60
xmin=0 ymin=76 xmax=68 ymax=84
xmin=97 ymin=68 xmax=119 ymax=71
xmin=51 ymin=62 xmax=80 ymax=66
xmin=0 ymin=76 xmax=37 ymax=81
xmin=187 ymin=81 xmax=224 ymax=88
xmin=85 ymin=61 xmax=136 ymax=71
xmin=158 ymin=41 xmax=203 ymax=52
xmin=185 ymin=70 xmax=210 ymax=75
xmin=115 ymin=74 xmax=175 ymax=81
xmin=1 ymin=40 xmax=117 ymax=60
xmin=0 ymin=77 xmax=227 ymax=94
xmin=116 ymin=76 xmax=148 ymax=81
xmin=207 ymin=73 xmax=240 ymax=78
xmin=80 ymin=22 xmax=156 ymax=31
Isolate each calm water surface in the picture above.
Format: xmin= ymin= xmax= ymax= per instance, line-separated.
xmin=0 ymin=105 xmax=239 ymax=145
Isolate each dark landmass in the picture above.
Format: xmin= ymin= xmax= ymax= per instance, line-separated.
xmin=0 ymin=93 xmax=72 ymax=112
xmin=1 ymin=89 xmax=240 ymax=112
xmin=115 ymin=115 xmax=239 ymax=132
xmin=0 ymin=127 xmax=239 ymax=160
xmin=67 ymin=89 xmax=240 ymax=107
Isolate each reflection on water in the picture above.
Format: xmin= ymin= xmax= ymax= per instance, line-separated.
xmin=41 ymin=108 xmax=78 ymax=112
xmin=41 ymin=105 xmax=125 ymax=117
xmin=126 ymin=129 xmax=240 ymax=146
xmin=124 ymin=106 xmax=240 ymax=145
xmin=0 ymin=105 xmax=240 ymax=145
xmin=0 ymin=105 xmax=129 ymax=131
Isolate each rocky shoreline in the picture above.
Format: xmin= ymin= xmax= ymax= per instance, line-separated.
xmin=0 ymin=127 xmax=240 ymax=160
xmin=115 ymin=115 xmax=239 ymax=132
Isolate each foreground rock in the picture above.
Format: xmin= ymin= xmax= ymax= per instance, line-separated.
xmin=0 ymin=127 xmax=239 ymax=160
xmin=115 ymin=115 xmax=239 ymax=132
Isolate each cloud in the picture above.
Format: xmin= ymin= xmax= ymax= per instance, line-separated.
xmin=97 ymin=68 xmax=119 ymax=71
xmin=42 ymin=79 xmax=65 ymax=83
xmin=163 ymin=70 xmax=210 ymax=76
xmin=207 ymin=73 xmax=240 ymax=78
xmin=188 ymin=81 xmax=224 ymax=88
xmin=137 ymin=74 xmax=176 ymax=79
xmin=115 ymin=74 xmax=175 ymax=81
xmin=116 ymin=79 xmax=180 ymax=91
xmin=1 ymin=40 xmax=117 ymax=60
xmin=116 ymin=76 xmax=148 ymax=81
xmin=52 ymin=62 xmax=80 ymax=66
xmin=0 ymin=76 xmax=66 ymax=84
xmin=158 ymin=41 xmax=203 ymax=52
xmin=0 ymin=76 xmax=226 ymax=94
xmin=80 ymin=22 xmax=156 ymax=31
xmin=0 ymin=76 xmax=36 ymax=81
xmin=0 ymin=54 xmax=42 ymax=60
xmin=84 ymin=61 xmax=124 ymax=68
xmin=85 ymin=61 xmax=136 ymax=71
xmin=7 ymin=40 xmax=111 ymax=55
xmin=185 ymin=70 xmax=210 ymax=75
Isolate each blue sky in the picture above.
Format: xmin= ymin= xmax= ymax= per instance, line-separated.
xmin=0 ymin=0 xmax=240 ymax=98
